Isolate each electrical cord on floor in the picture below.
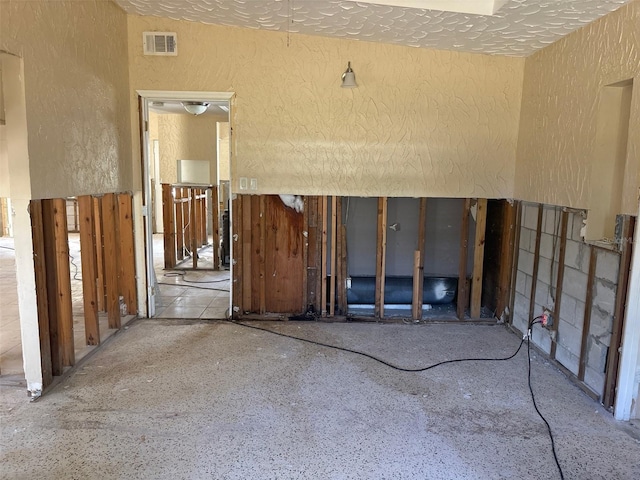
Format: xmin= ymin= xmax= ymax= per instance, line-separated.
xmin=0 ymin=245 xmax=15 ymax=250
xmin=164 ymin=271 xmax=228 ymax=284
xmin=227 ymin=316 xmax=565 ymax=479
xmin=69 ymin=253 xmax=81 ymax=281
xmin=157 ymin=281 xmax=229 ymax=293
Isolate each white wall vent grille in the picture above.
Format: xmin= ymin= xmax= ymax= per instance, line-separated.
xmin=143 ymin=32 xmax=177 ymax=56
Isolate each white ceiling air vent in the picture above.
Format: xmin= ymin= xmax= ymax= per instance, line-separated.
xmin=143 ymin=32 xmax=177 ymax=56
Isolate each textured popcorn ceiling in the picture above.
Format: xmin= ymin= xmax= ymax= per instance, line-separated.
xmin=116 ymin=0 xmax=632 ymax=56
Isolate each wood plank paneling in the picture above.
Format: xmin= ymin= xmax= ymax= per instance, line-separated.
xmin=457 ymin=199 xmax=471 ymax=320
xmin=259 ymin=195 xmax=267 ymax=314
xmin=265 ymin=195 xmax=305 ymax=313
xmin=375 ymin=197 xmax=388 ymax=318
xmin=470 ymin=198 xmax=488 ymax=319
xmin=29 ymin=200 xmax=53 ymax=387
xmin=78 ymin=196 xmax=100 ymax=345
xmin=102 ymin=194 xmax=121 ymax=329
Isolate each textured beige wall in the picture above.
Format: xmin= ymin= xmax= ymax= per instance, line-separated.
xmin=0 ymin=0 xmax=132 ymax=199
xmin=128 ymin=15 xmax=524 ymax=198
xmin=515 ymin=0 xmax=639 ymax=213
xmin=154 ymin=113 xmax=218 ymax=184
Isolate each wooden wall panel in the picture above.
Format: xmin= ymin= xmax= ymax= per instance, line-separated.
xmin=265 ymin=195 xmax=305 ymax=313
xmin=102 ymin=194 xmax=121 ymax=329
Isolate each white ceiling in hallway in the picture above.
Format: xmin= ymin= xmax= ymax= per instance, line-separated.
xmin=116 ymin=0 xmax=632 ymax=56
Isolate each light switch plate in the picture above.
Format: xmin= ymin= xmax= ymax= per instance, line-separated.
xmin=239 ymin=177 xmax=248 ymax=190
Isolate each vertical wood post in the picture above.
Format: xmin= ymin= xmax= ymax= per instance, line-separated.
xmin=329 ymin=196 xmax=337 ymax=316
xmin=507 ymin=201 xmax=523 ymax=326
xmin=29 ymin=200 xmax=53 ymax=387
xmin=93 ymin=197 xmax=107 ymax=311
xmin=162 ymin=184 xmax=176 ymax=269
xmin=242 ymin=195 xmax=252 ymax=312
xmin=457 ymin=199 xmax=471 ymax=320
xmin=176 ymin=188 xmax=184 ymax=261
xmin=78 ymin=196 xmax=100 ymax=345
xmin=413 ymin=198 xmax=427 ymax=320
xmin=321 ymin=196 xmax=328 ymax=316
xmin=232 ymin=194 xmax=243 ymax=316
xmin=259 ymin=195 xmax=267 ymax=314
xmin=375 ymin=197 xmax=388 ymax=318
xmin=211 ymin=186 xmax=220 ymax=269
xmin=117 ymin=193 xmax=137 ymax=315
xmin=191 ymin=188 xmax=199 ymax=268
xmin=102 ymin=194 xmax=121 ymax=329
xmin=495 ymin=201 xmax=517 ymax=318
xmin=470 ymin=198 xmax=488 ymax=319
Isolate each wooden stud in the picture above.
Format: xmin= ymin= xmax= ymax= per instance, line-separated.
xmin=528 ymin=205 xmax=544 ymax=327
xmin=329 ymin=196 xmax=337 ymax=316
xmin=339 ymin=224 xmax=348 ymax=314
xmin=413 ymin=198 xmax=427 ymax=320
xmin=470 ymin=198 xmax=488 ymax=319
xmin=375 ymin=197 xmax=388 ymax=318
xmin=305 ymin=196 xmax=322 ymax=313
xmin=412 ymin=250 xmax=422 ymax=320
xmin=250 ymin=195 xmax=261 ymax=313
xmin=603 ymin=215 xmax=636 ymax=408
xmin=117 ymin=193 xmax=137 ymax=315
xmin=175 ymin=188 xmax=184 ymax=261
xmin=259 ymin=195 xmax=267 ymax=314
xmin=162 ymin=184 xmax=175 ymax=268
xmin=232 ymin=194 xmax=242 ymax=316
xmin=78 ymin=196 xmax=100 ymax=345
xmin=191 ymin=188 xmax=199 ymax=268
xmin=93 ymin=197 xmax=107 ymax=311
xmin=335 ymin=197 xmax=342 ymax=315
xmin=457 ymin=199 xmax=471 ymax=320
xmin=578 ymin=247 xmax=598 ymax=381
xmin=495 ymin=201 xmax=517 ymax=318
xmin=302 ymin=196 xmax=310 ymax=313
xmin=52 ymin=198 xmax=74 ymax=366
xmin=549 ymin=210 xmax=569 ymax=359
xmin=321 ymin=196 xmax=328 ymax=316
xmin=211 ymin=186 xmax=220 ymax=269
xmin=29 ymin=200 xmax=53 ymax=386
xmin=102 ymin=194 xmax=121 ymax=329
xmin=242 ymin=195 xmax=252 ymax=313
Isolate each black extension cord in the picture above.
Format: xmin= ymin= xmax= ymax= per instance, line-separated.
xmin=227 ymin=317 xmax=565 ymax=479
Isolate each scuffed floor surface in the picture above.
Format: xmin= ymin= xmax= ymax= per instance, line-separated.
xmin=1 ymin=321 xmax=639 ymax=479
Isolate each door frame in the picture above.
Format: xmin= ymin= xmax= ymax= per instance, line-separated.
xmin=136 ymin=90 xmax=235 ymax=318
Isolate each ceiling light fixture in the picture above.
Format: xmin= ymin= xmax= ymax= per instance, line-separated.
xmin=182 ymin=101 xmax=210 ymax=115
xmin=341 ymin=61 xmax=357 ymax=88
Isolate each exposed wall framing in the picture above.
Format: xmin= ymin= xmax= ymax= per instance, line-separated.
xmin=512 ymin=203 xmax=636 ymax=404
xmin=29 ymin=192 xmax=137 ymax=391
xmin=161 ymin=183 xmax=217 ymax=269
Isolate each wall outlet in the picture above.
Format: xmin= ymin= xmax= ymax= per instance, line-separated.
xmin=239 ymin=177 xmax=248 ymax=190
xmin=543 ymin=308 xmax=554 ymax=328
xmin=250 ymin=178 xmax=258 ymax=190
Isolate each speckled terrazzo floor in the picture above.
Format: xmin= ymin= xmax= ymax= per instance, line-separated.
xmin=1 ymin=321 xmax=639 ymax=480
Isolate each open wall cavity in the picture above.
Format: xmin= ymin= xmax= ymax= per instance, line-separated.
xmin=511 ymin=203 xmax=635 ymax=409
xmin=232 ymin=195 xmax=515 ymax=322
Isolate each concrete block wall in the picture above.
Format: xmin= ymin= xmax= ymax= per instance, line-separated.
xmin=512 ymin=203 xmax=622 ymax=398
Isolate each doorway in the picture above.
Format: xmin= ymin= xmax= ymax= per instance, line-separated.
xmin=137 ymin=91 xmax=234 ymax=319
